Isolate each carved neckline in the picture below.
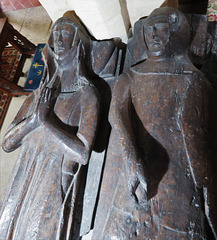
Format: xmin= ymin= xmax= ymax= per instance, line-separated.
xmin=58 ymin=91 xmax=78 ymax=98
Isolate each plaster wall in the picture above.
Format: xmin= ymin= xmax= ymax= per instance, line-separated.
xmin=39 ymin=0 xmax=165 ymax=42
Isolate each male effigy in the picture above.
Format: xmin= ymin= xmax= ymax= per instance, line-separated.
xmin=1 ymin=6 xmax=217 ymax=240
xmin=92 ymin=7 xmax=217 ymax=239
xmin=0 ymin=15 xmax=100 ymax=239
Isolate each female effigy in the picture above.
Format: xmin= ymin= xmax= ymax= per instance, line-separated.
xmin=0 ymin=14 xmax=100 ymax=240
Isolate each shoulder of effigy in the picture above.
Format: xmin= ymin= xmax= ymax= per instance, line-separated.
xmin=125 ymin=65 xmax=213 ymax=90
xmin=78 ymin=84 xmax=100 ymax=103
xmin=129 ymin=65 xmax=204 ymax=77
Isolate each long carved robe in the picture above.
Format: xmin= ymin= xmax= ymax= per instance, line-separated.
xmin=92 ymin=58 xmax=217 ymax=239
xmin=0 ymin=84 xmax=99 ymax=239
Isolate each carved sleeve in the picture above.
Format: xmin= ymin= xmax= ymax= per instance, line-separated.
xmin=43 ymin=86 xmax=100 ymax=165
xmin=109 ymin=73 xmax=136 ymax=159
xmin=179 ymin=74 xmax=213 ymax=188
xmin=109 ymin=73 xmax=147 ymax=197
xmin=2 ymin=91 xmax=39 ymax=152
xmin=77 ymin=87 xmax=100 ymax=149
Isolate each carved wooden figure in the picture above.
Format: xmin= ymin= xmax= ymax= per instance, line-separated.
xmin=0 ymin=15 xmax=100 ymax=239
xmin=92 ymin=7 xmax=217 ymax=239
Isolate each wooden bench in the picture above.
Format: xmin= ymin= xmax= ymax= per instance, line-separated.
xmin=0 ymin=18 xmax=36 ymax=96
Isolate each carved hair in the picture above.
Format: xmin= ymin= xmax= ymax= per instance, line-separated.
xmin=144 ymin=7 xmax=190 ymax=53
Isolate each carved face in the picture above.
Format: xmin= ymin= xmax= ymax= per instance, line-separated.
xmin=144 ymin=17 xmax=170 ymax=53
xmin=53 ymin=23 xmax=75 ymax=58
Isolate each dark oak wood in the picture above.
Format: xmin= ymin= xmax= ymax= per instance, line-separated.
xmin=0 ymin=9 xmax=125 ymax=238
xmin=1 ymin=7 xmax=217 ymax=240
xmin=92 ymin=7 xmax=217 ymax=239
xmin=0 ymin=77 xmax=28 ymax=96
xmin=0 ymin=15 xmax=100 ymax=240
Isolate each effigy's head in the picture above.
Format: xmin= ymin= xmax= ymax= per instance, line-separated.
xmin=143 ymin=7 xmax=190 ymax=57
xmin=48 ymin=12 xmax=90 ymax=60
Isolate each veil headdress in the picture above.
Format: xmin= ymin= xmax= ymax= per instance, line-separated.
xmin=41 ymin=11 xmax=92 ymax=91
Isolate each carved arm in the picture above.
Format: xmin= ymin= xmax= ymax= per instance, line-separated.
xmin=42 ymin=87 xmax=99 ymax=165
xmin=2 ymin=92 xmax=38 ymax=152
xmin=178 ymin=75 xmax=213 ymax=188
xmin=109 ymin=73 xmax=147 ymax=201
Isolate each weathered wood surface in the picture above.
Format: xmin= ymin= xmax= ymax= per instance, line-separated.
xmin=1 ymin=6 xmax=217 ymax=240
xmin=92 ymin=7 xmax=217 ymax=239
xmin=0 ymin=14 xmax=100 ymax=240
xmin=0 ymin=11 xmax=125 ymax=240
xmin=124 ymin=12 xmax=217 ymax=91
